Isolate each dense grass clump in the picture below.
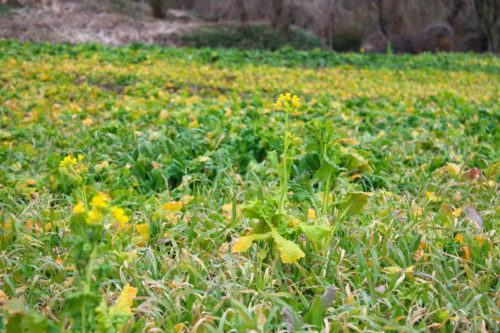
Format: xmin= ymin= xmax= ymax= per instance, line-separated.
xmin=0 ymin=40 xmax=498 ymax=332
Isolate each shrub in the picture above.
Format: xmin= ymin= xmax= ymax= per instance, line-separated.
xmin=182 ymin=23 xmax=325 ymax=51
xmin=329 ymin=31 xmax=362 ymax=52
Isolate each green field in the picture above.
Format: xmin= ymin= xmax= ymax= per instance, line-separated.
xmin=0 ymin=40 xmax=499 ymax=332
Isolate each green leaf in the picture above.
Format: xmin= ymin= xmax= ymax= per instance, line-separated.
xmin=241 ymin=201 xmax=265 ymax=219
xmin=303 ymin=296 xmax=324 ymax=328
xmin=299 ymin=224 xmax=330 ymax=243
xmin=6 ymin=313 xmax=24 ymax=333
xmin=295 ymin=153 xmax=320 ymax=176
xmin=314 ymin=156 xmax=338 ymax=181
xmin=337 ymin=191 xmax=373 ymax=216
xmin=271 ymin=231 xmax=305 ymax=263
xmin=5 ymin=312 xmax=59 ymax=333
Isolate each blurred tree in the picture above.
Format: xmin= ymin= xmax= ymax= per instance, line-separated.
xmin=150 ymin=0 xmax=169 ymax=18
xmin=233 ymin=0 xmax=248 ymax=28
xmin=473 ymin=0 xmax=499 ymax=52
xmin=270 ymin=0 xmax=296 ymax=34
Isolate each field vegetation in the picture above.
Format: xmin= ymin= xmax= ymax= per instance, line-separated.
xmin=0 ymin=40 xmax=499 ymax=332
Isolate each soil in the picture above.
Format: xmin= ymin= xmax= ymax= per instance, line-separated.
xmin=0 ymin=0 xmax=202 ymax=46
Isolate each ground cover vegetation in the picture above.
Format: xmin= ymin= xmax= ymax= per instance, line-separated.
xmin=0 ymin=40 xmax=499 ymax=332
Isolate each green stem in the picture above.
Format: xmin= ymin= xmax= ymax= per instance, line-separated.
xmin=278 ymin=107 xmax=291 ymax=214
xmin=322 ymin=173 xmax=331 ymax=219
xmin=81 ymin=245 xmax=97 ymax=333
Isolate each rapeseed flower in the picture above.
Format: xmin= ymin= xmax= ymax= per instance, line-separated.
xmin=73 ymin=201 xmax=85 ymax=214
xmin=90 ymin=193 xmax=109 ymax=208
xmin=86 ymin=209 xmax=103 ymax=224
xmin=275 ymin=93 xmax=301 ymax=108
xmin=111 ymin=206 xmax=129 ymax=227
xmin=59 ymin=155 xmax=78 ymax=168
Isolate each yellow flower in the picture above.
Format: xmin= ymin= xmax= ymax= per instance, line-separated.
xmin=111 ymin=206 xmax=129 ymax=227
xmin=291 ymin=95 xmax=301 ymax=108
xmin=86 ymin=209 xmax=103 ymax=224
xmin=73 ymin=201 xmax=85 ymax=214
xmin=136 ymin=223 xmax=149 ymax=245
xmin=308 ymin=208 xmax=316 ymax=220
xmin=275 ymin=93 xmax=301 ymax=108
xmin=59 ymin=155 xmax=77 ymax=168
xmin=90 ymin=193 xmax=109 ymax=208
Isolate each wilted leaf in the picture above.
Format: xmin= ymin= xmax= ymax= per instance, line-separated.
xmin=110 ymin=284 xmax=137 ymax=316
xmin=162 ymin=201 xmax=183 ymax=212
xmin=445 ymin=162 xmax=461 ymax=176
xmin=231 ymin=233 xmax=272 ymax=253
xmin=280 ymin=308 xmax=301 ymax=332
xmin=462 ymin=168 xmax=480 ymax=181
xmin=271 ymin=231 xmax=305 ymax=263
xmin=174 ymin=323 xmax=186 ymax=332
xmin=320 ymin=285 xmax=337 ymax=307
xmin=0 ymin=289 xmax=8 ymax=306
xmin=343 ymin=151 xmax=373 ymax=173
xmin=4 ymin=297 xmax=26 ymax=315
xmin=463 ymin=206 xmax=484 ymax=230
xmin=339 ymin=138 xmax=360 ymax=145
xmin=383 ymin=266 xmax=402 ymax=274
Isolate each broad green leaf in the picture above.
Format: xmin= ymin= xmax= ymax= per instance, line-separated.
xmin=241 ymin=201 xmax=265 ymax=219
xmin=231 ymin=232 xmax=272 ymax=253
xmin=271 ymin=231 xmax=305 ymax=263
xmin=295 ymin=153 xmax=320 ymax=176
xmin=299 ymin=224 xmax=330 ymax=243
xmin=337 ymin=191 xmax=373 ymax=216
xmin=314 ymin=155 xmax=339 ymax=181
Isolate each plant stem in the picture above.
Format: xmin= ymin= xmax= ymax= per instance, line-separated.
xmin=278 ymin=106 xmax=290 ymax=214
xmin=81 ymin=245 xmax=97 ymax=333
xmin=322 ymin=173 xmax=331 ymax=219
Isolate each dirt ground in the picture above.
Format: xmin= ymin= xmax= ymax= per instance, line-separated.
xmin=0 ymin=0 xmax=201 ymax=46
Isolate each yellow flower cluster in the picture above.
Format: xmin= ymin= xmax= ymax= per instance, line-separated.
xmin=72 ymin=193 xmax=129 ymax=228
xmin=59 ymin=154 xmax=86 ymax=173
xmin=274 ymin=93 xmax=301 ymax=108
xmin=59 ymin=155 xmax=78 ymax=168
xmin=111 ymin=206 xmax=129 ymax=227
xmin=90 ymin=193 xmax=109 ymax=209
